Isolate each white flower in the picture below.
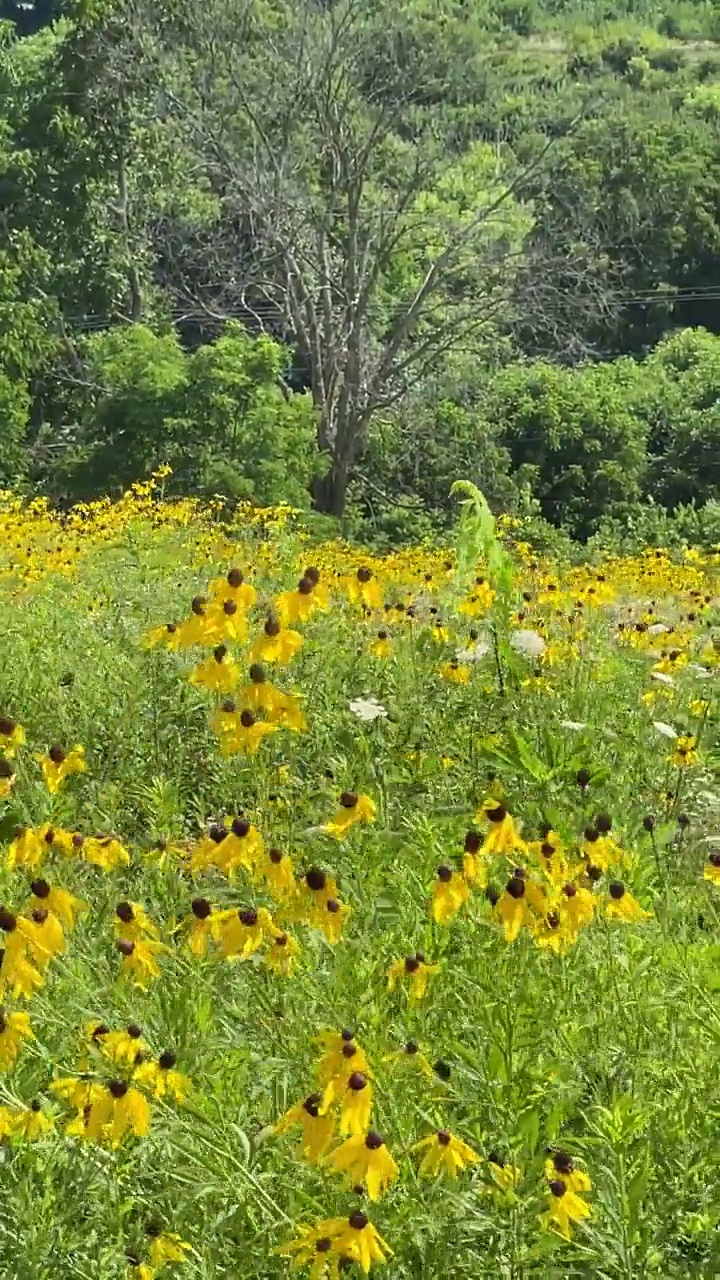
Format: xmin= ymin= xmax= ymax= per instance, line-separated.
xmin=349 ymin=697 xmax=387 ymax=722
xmin=653 ymin=721 xmax=678 ymax=739
xmin=687 ymin=664 xmax=711 ymax=679
xmin=560 ymin=720 xmax=587 ymax=731
xmin=647 ymin=623 xmax=670 ymax=636
xmin=456 ymin=637 xmax=491 ymax=663
xmin=651 ymin=672 xmax=675 ymax=687
xmin=510 ymin=629 xmax=546 ymax=658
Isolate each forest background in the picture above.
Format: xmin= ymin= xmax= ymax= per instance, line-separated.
xmin=3 ymin=0 xmax=720 ymax=551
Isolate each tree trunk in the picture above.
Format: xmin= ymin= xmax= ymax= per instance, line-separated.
xmin=312 ymin=457 xmax=350 ymax=517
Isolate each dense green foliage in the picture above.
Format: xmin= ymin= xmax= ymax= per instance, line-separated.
xmin=1 ymin=0 xmax=720 ymax=535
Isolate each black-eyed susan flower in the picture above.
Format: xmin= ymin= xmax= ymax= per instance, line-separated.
xmin=314 ymin=1029 xmax=371 ymax=1089
xmin=333 ymin=1070 xmax=373 ymax=1137
xmin=557 ymin=881 xmax=596 ymax=939
xmin=115 ymin=901 xmax=160 ymax=944
xmin=209 ymin=566 xmax=256 ymax=611
xmin=146 ymin=1225 xmax=191 ymax=1268
xmin=477 ymin=800 xmax=527 ymax=856
xmin=604 ymin=881 xmax=652 ymax=922
xmin=275 ymin=1092 xmax=336 ymax=1164
xmin=260 ymin=847 xmax=295 ymax=900
xmin=240 ymin=665 xmax=307 ymax=731
xmin=703 ymin=850 xmax=720 ymax=885
xmin=86 ymin=1080 xmax=151 ymax=1146
xmin=321 ymin=896 xmax=351 ymax=945
xmin=102 ymin=1023 xmax=146 ymax=1067
xmin=0 ymin=716 xmax=25 ymax=757
xmin=0 ymin=910 xmax=44 ymax=1000
xmin=12 ymin=1099 xmax=53 ymax=1140
xmin=543 ymin=1176 xmax=591 ymax=1239
xmin=212 ymin=905 xmax=274 ymax=959
xmin=141 ymin=620 xmax=182 ymax=652
xmin=116 ymin=939 xmax=169 ymax=989
xmin=322 ymin=792 xmax=376 ymax=840
xmin=36 ymin=744 xmax=87 ymax=793
xmin=18 ymin=909 xmax=65 ymax=969
xmin=28 ymin=879 xmax=88 ymax=930
xmin=328 ymin=1211 xmax=392 ymax=1273
xmin=0 ymin=1008 xmax=32 ymax=1069
xmin=346 ymin=566 xmax=383 ymax=612
xmin=486 ymin=1151 xmax=521 ymax=1192
xmin=670 ymin=734 xmax=699 ymax=767
xmin=6 ymin=827 xmax=43 ymax=871
xmin=204 ymin=596 xmax=249 ymax=643
xmin=221 ymin=816 xmax=265 ymax=876
xmin=325 ymin=1131 xmax=399 ymax=1200
xmin=383 ymin=1039 xmax=433 ymax=1077
xmin=275 ymin=576 xmax=320 ymax=627
xmin=386 ymin=953 xmax=439 ymax=1003
xmin=249 ymin=615 xmax=303 ymax=666
xmin=134 ymin=1050 xmax=191 ymax=1103
xmin=265 ymin=929 xmax=302 ymax=975
xmin=440 ymin=660 xmax=470 ymax=684
xmin=275 ymin=1223 xmax=341 ymax=1278
xmin=413 ymin=1129 xmax=479 ymax=1178
xmin=494 ymin=874 xmax=546 ymax=943
xmin=189 ymin=644 xmax=240 ymax=693
xmin=126 ymin=1258 xmax=154 ymax=1280
xmin=368 ymin=630 xmax=392 ymax=659
xmin=432 ymin=865 xmax=470 ymax=924
xmin=82 ymin=834 xmax=131 ymax=870
xmin=0 ymin=758 xmax=16 ymax=799
xmin=545 ymin=1150 xmax=591 ymax=1197
xmin=226 ymin=708 xmax=279 ymax=756
xmin=186 ymin=897 xmax=214 ymax=956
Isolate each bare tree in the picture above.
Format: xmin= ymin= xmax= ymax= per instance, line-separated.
xmin=124 ymin=0 xmax=584 ymax=514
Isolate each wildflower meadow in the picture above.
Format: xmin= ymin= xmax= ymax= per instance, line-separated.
xmin=0 ymin=474 xmax=718 ymax=1280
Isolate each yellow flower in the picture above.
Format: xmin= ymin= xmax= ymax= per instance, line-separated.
xmin=334 ymin=1070 xmax=373 ymax=1137
xmin=114 ymin=901 xmax=160 ymax=943
xmin=127 ymin=1263 xmax=155 ymax=1280
xmin=478 ymin=800 xmax=527 ymax=856
xmin=278 ymin=1212 xmax=392 ymax=1275
xmin=101 ymin=1024 xmax=146 ymax=1067
xmin=12 ymin=1102 xmax=53 ymax=1140
xmin=544 ymin=1152 xmax=591 ymax=1196
xmin=18 ymin=910 xmax=65 ymax=969
xmin=85 ymin=1081 xmax=151 ymax=1146
xmin=186 ymin=897 xmax=214 ymax=956
xmin=275 ymin=578 xmax=321 ymax=626
xmin=486 ymin=1154 xmax=521 ymax=1192
xmin=386 ymin=954 xmax=439 ymax=1003
xmin=211 ymin=706 xmax=278 ymax=756
xmin=703 ymin=851 xmax=720 ymax=885
xmin=141 ymin=621 xmax=182 ymax=651
xmin=325 ymin=1131 xmax=399 ymax=1201
xmin=345 ymin=566 xmax=383 ymax=612
xmin=413 ymin=1129 xmax=479 ymax=1178
xmin=369 ymin=630 xmax=392 ymax=659
xmin=240 ymin=664 xmax=306 ymax=730
xmin=383 ymin=1040 xmax=433 ymax=1077
xmin=188 ymin=645 xmax=241 ymax=693
xmin=494 ymin=875 xmax=547 ymax=943
xmin=260 ymin=847 xmax=296 ymax=900
xmin=314 ymin=1030 xmax=371 ymax=1089
xmin=690 ymin=698 xmax=709 ymax=719
xmin=440 ymin=661 xmax=470 ymax=684
xmin=6 ymin=827 xmax=43 ymax=871
xmin=543 ymin=1177 xmax=591 ymax=1239
xmin=0 ymin=758 xmax=16 ymax=799
xmin=36 ymin=744 xmax=87 ymax=793
xmin=209 ymin=567 xmax=256 ymax=611
xmin=432 ymin=866 xmax=470 ymax=924
xmin=275 ymin=1093 xmax=336 ymax=1164
xmin=148 ymin=1230 xmax=191 ymax=1268
xmin=0 ymin=1008 xmax=32 ymax=1069
xmin=328 ymin=1212 xmax=392 ymax=1273
xmin=28 ymin=879 xmax=88 ymax=930
xmin=133 ymin=1051 xmax=191 ymax=1103
xmin=670 ymin=734 xmax=699 ymax=767
xmin=558 ymin=882 xmax=596 ymax=939
xmin=322 ymin=791 xmax=376 ymax=839
xmin=82 ymin=835 xmax=131 ymax=870
xmin=0 ymin=716 xmax=25 ymax=757
xmin=604 ymin=881 xmax=652 ymax=922
xmin=249 ymin=616 xmax=303 ymax=666
xmin=265 ymin=930 xmax=302 ymax=975
xmin=117 ymin=938 xmax=169 ymax=989
xmin=0 ymin=925 xmax=44 ymax=1001
xmin=212 ymin=906 xmax=274 ymax=959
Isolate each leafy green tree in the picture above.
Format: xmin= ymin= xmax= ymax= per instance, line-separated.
xmin=483 ymin=358 xmax=650 ymax=538
xmin=52 ymin=322 xmax=321 ymax=506
xmin=642 ymin=327 xmax=720 ymax=509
